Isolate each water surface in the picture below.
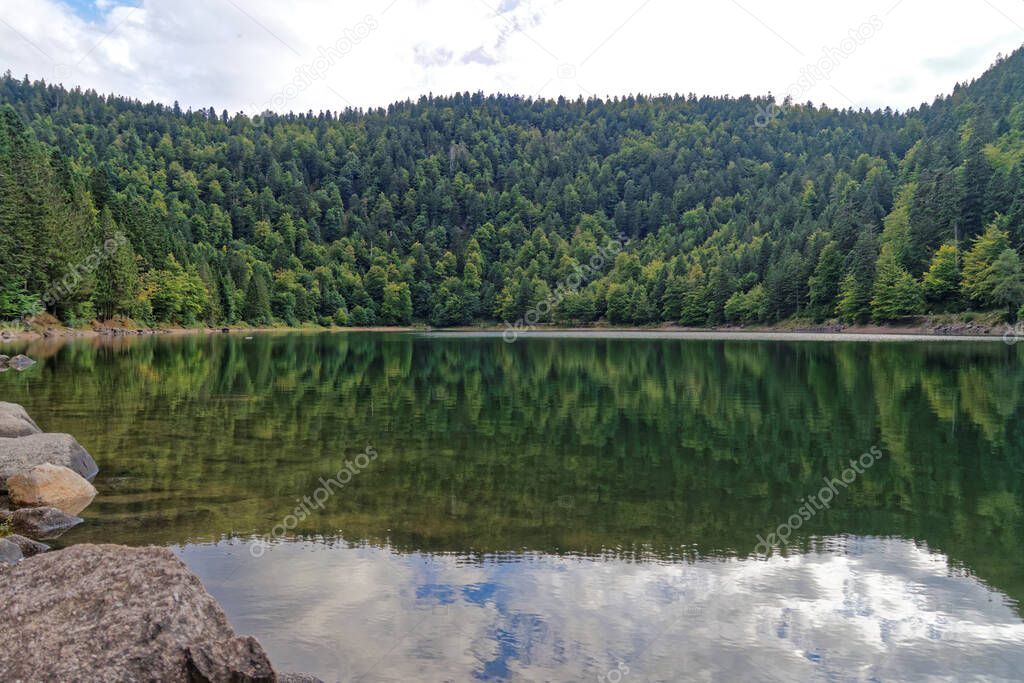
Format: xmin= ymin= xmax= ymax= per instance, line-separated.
xmin=2 ymin=332 xmax=1022 ymax=681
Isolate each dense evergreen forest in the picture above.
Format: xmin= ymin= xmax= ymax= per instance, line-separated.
xmin=3 ymin=47 xmax=1024 ymax=328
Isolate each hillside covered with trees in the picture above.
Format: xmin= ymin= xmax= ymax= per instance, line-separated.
xmin=3 ymin=47 xmax=1024 ymax=329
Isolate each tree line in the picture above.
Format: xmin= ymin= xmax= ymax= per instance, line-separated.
xmin=3 ymin=47 xmax=1024 ymax=328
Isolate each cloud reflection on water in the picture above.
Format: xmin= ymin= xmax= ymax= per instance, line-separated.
xmin=176 ymin=535 xmax=1024 ymax=682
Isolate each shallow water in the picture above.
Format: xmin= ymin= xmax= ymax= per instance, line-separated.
xmin=2 ymin=332 xmax=1022 ymax=681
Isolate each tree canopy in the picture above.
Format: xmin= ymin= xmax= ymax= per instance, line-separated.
xmin=3 ymin=47 xmax=1024 ymax=327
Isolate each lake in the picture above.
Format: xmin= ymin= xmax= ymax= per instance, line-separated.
xmin=2 ymin=331 xmax=1023 ymax=681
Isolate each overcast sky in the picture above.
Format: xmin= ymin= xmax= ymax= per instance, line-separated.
xmin=0 ymin=0 xmax=1021 ymax=116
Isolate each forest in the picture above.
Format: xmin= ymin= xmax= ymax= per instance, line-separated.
xmin=3 ymin=46 xmax=1024 ymax=328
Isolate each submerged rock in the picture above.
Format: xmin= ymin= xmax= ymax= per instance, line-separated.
xmin=0 ymin=401 xmax=42 ymax=438
xmin=0 ymin=433 xmax=99 ymax=486
xmin=0 ymin=544 xmax=278 ymax=682
xmin=0 ymin=537 xmax=24 ymax=564
xmin=3 ymin=533 xmax=49 ymax=557
xmin=1 ymin=506 xmax=83 ymax=539
xmin=8 ymin=354 xmax=35 ymax=370
xmin=7 ymin=463 xmax=97 ymax=514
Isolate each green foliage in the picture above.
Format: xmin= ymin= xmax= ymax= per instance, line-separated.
xmin=431 ymin=277 xmax=469 ymax=327
xmin=836 ymin=232 xmax=879 ymax=323
xmin=724 ymin=284 xmax=768 ymax=324
xmin=871 ymin=249 xmax=924 ymax=321
xmin=923 ymin=244 xmax=962 ymax=309
xmin=142 ymin=255 xmax=208 ymax=325
xmin=380 ymin=282 xmax=413 ymax=325
xmin=807 ymin=242 xmax=843 ymax=321
xmin=3 ymin=49 xmax=1024 ymax=327
xmin=242 ymin=263 xmax=273 ymax=325
xmin=92 ymin=208 xmax=140 ymax=319
xmin=961 ymin=222 xmax=1022 ymax=312
xmin=0 ymin=284 xmax=38 ymax=321
xmin=836 ymin=273 xmax=871 ymax=323
xmin=988 ymin=249 xmax=1024 ymax=318
xmin=554 ymin=289 xmax=598 ymax=324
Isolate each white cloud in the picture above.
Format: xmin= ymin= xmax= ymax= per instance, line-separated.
xmin=0 ymin=0 xmax=1021 ymax=114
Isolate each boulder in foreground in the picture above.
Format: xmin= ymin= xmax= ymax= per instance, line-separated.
xmin=7 ymin=463 xmax=97 ymax=514
xmin=0 ymin=432 xmax=99 ymax=486
xmin=0 ymin=544 xmax=278 ymax=682
xmin=0 ymin=506 xmax=83 ymax=539
xmin=0 ymin=402 xmax=42 ymax=438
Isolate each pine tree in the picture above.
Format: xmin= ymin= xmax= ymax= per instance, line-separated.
xmin=962 ymin=221 xmax=1013 ymax=306
xmin=91 ymin=208 xmax=140 ymax=319
xmin=836 ymin=273 xmax=871 ymax=323
xmin=242 ymin=262 xmax=273 ymax=324
xmin=807 ymin=242 xmax=843 ymax=320
xmin=836 ymin=231 xmax=878 ymax=323
xmin=987 ymin=249 xmax=1024 ymax=318
xmin=922 ymin=243 xmax=961 ymax=310
xmin=871 ymin=248 xmax=924 ymax=321
xmin=381 ymin=282 xmax=413 ymax=324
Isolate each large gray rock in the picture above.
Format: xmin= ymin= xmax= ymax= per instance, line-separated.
xmin=0 ymin=544 xmax=278 ymax=682
xmin=0 ymin=537 xmax=23 ymax=564
xmin=0 ymin=432 xmax=99 ymax=487
xmin=0 ymin=506 xmax=83 ymax=539
xmin=0 ymin=402 xmax=41 ymax=438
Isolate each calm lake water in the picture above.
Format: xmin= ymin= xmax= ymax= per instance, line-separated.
xmin=2 ymin=332 xmax=1023 ymax=681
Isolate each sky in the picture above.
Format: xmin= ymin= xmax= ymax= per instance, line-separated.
xmin=0 ymin=0 xmax=1021 ymax=116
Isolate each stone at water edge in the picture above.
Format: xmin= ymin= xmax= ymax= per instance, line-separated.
xmin=0 ymin=401 xmax=42 ymax=438
xmin=7 ymin=463 xmax=97 ymax=515
xmin=0 ymin=402 xmax=41 ymax=430
xmin=1 ymin=506 xmax=83 ymax=540
xmin=0 ymin=544 xmax=279 ymax=681
xmin=3 ymin=533 xmax=49 ymax=557
xmin=279 ymin=673 xmax=326 ymax=682
xmin=0 ymin=414 xmax=41 ymax=437
xmin=0 ymin=537 xmax=24 ymax=565
xmin=0 ymin=354 xmax=9 ymax=366
xmin=8 ymin=354 xmax=35 ymax=370
xmin=0 ymin=432 xmax=99 ymax=486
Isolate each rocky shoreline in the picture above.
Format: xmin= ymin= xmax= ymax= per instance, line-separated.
xmin=0 ymin=402 xmax=318 ymax=682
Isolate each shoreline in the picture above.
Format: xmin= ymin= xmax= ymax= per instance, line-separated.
xmin=0 ymin=318 xmax=1012 ymax=345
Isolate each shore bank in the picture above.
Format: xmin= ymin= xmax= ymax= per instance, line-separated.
xmin=0 ymin=315 xmax=1012 ymax=345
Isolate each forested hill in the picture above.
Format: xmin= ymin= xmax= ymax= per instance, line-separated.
xmin=2 ymin=47 xmax=1024 ymax=329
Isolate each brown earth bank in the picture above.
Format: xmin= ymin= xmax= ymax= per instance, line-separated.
xmin=0 ymin=313 xmax=1012 ymax=346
